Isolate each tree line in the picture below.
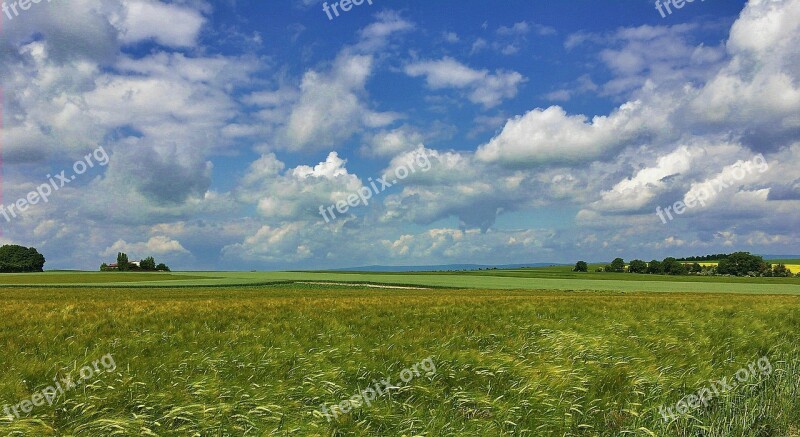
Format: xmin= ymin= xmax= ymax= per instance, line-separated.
xmin=675 ymin=254 xmax=732 ymax=262
xmin=574 ymin=252 xmax=796 ymax=277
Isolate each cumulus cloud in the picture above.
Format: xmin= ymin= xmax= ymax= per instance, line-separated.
xmin=115 ymin=0 xmax=206 ymax=48
xmin=375 ymin=147 xmax=554 ymax=231
xmin=237 ymin=152 xmax=363 ymax=222
xmin=252 ymin=13 xmax=412 ymax=152
xmin=381 ymin=228 xmax=556 ymax=261
xmin=565 ymin=23 xmax=727 ymax=97
xmin=590 ymin=146 xmax=698 ymax=213
xmin=475 ymin=100 xmax=667 ymax=166
xmin=404 ymin=57 xmax=526 ymax=108
xmin=102 ymin=236 xmax=190 ymax=259
xmin=362 ymin=126 xmax=425 ymax=157
xmin=686 ymin=0 xmax=800 ymax=150
xmin=280 ymin=53 xmax=398 ymax=150
xmin=0 ymin=0 xmax=257 ymax=269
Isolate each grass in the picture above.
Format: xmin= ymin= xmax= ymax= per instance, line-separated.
xmin=0 ymin=272 xmax=209 ymax=284
xmin=769 ymin=259 xmax=800 ymax=265
xmin=3 ymin=269 xmax=800 ymax=294
xmin=0 ymin=284 xmax=798 ymax=436
xmin=437 ymin=265 xmax=800 ymax=283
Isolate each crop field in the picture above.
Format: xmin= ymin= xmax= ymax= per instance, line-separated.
xmin=3 ymin=269 xmax=800 ymax=294
xmin=0 ymin=278 xmax=799 ymax=436
xmin=0 ymin=272 xmax=210 ymax=285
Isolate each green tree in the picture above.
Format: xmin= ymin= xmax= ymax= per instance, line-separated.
xmin=628 ymin=259 xmax=648 ymax=274
xmin=647 ymin=260 xmax=663 ymax=275
xmin=0 ymin=245 xmax=46 ymax=272
xmin=772 ymin=264 xmax=792 ymax=277
xmin=573 ymin=261 xmax=588 ymax=272
xmin=140 ymin=257 xmax=156 ymax=271
xmin=717 ymin=252 xmax=767 ymax=276
xmin=662 ymin=257 xmax=688 ymax=275
xmin=610 ymin=258 xmax=626 ymax=273
xmin=156 ymin=263 xmax=170 ymax=272
xmin=117 ymin=252 xmax=130 ymax=271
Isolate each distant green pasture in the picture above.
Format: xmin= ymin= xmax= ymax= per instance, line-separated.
xmin=2 ymin=270 xmax=800 ymax=294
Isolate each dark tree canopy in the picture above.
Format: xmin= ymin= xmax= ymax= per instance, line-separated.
xmin=140 ymin=257 xmax=157 ymax=271
xmin=117 ymin=252 xmax=130 ymax=271
xmin=771 ymin=264 xmax=793 ymax=277
xmin=0 ymin=245 xmax=46 ymax=273
xmin=717 ymin=252 xmax=768 ymax=276
xmin=573 ymin=261 xmax=588 ymax=272
xmin=662 ymin=257 xmax=688 ymax=275
xmin=676 ymin=254 xmax=732 ymax=262
xmin=628 ymin=259 xmax=648 ymax=274
xmin=610 ymin=258 xmax=626 ymax=273
xmin=647 ymin=260 xmax=663 ymax=274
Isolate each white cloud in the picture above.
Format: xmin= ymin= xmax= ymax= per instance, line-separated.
xmin=102 ymin=236 xmax=190 ymax=259
xmin=566 ymin=23 xmax=726 ymax=97
xmin=355 ymin=10 xmax=414 ymax=52
xmin=442 ymin=32 xmax=460 ymax=43
xmin=272 ymin=46 xmax=402 ymax=151
xmin=404 ymin=57 xmax=525 ymax=108
xmin=591 ymin=146 xmax=697 ymax=213
xmin=237 ymin=152 xmax=363 ymax=222
xmin=497 ymin=21 xmax=555 ymax=36
xmin=115 ymin=0 xmax=206 ymax=48
xmin=362 ymin=126 xmax=425 ymax=157
xmin=475 ymin=100 xmax=664 ymax=165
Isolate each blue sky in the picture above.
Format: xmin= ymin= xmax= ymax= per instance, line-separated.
xmin=1 ymin=0 xmax=798 ymax=270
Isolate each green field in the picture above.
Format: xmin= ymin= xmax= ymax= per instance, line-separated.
xmin=1 ymin=272 xmax=799 ymax=435
xmin=3 ymin=269 xmax=800 ymax=294
xmin=0 ymin=272 xmax=210 ymax=285
xmin=767 ymin=259 xmax=800 ymax=265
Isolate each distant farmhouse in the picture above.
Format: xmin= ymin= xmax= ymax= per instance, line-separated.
xmin=105 ymin=261 xmax=140 ymax=270
xmin=101 ymin=253 xmax=169 ymax=272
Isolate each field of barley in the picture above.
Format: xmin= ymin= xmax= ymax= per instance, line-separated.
xmin=0 ymin=282 xmax=798 ymax=436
